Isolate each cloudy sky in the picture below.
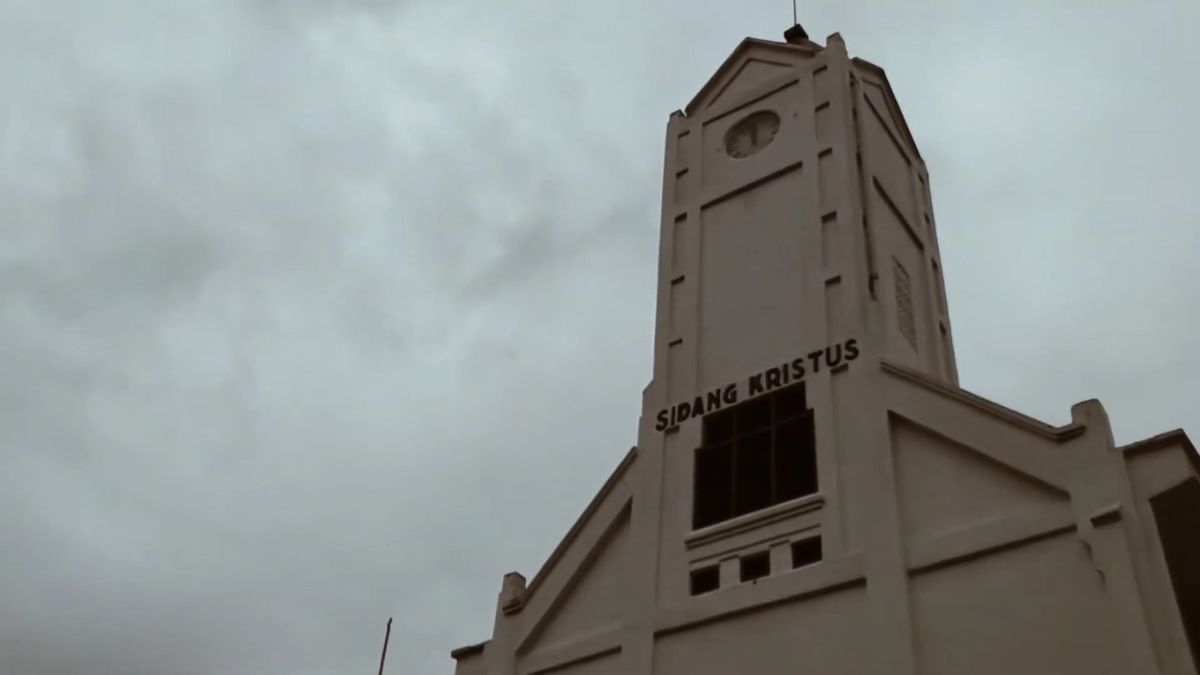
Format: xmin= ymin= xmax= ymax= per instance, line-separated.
xmin=2 ymin=0 xmax=1197 ymax=673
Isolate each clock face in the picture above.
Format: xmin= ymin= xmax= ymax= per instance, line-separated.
xmin=724 ymin=110 xmax=781 ymax=159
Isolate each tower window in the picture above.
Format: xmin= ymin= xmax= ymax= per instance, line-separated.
xmin=894 ymin=258 xmax=917 ymax=349
xmin=693 ymin=382 xmax=817 ymax=530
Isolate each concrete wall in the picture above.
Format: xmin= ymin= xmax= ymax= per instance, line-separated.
xmin=910 ymin=533 xmax=1136 ymax=675
xmin=653 ymin=587 xmax=870 ymax=675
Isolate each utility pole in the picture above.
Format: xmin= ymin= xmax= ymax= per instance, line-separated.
xmin=377 ymin=617 xmax=393 ymax=675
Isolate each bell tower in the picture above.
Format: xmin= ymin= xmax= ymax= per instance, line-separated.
xmin=648 ymin=27 xmax=956 ymax=414
xmin=629 ymin=27 xmax=963 ymax=667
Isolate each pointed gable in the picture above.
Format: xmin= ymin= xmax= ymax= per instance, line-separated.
xmin=518 ymin=506 xmax=630 ymax=654
xmin=685 ymin=38 xmax=821 ymax=117
xmin=892 ymin=417 xmax=1073 ymax=545
xmin=485 ymin=448 xmax=639 ymax=669
xmin=851 ymin=57 xmax=924 ymax=162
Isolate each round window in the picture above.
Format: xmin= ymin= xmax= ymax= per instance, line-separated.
xmin=724 ymin=110 xmax=781 ymax=159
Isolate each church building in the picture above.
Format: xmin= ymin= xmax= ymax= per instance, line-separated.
xmin=450 ymin=25 xmax=1200 ymax=675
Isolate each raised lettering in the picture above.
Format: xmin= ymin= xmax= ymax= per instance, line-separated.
xmin=765 ymin=367 xmax=782 ymax=390
xmin=706 ymin=389 xmax=723 ymax=412
xmin=825 ymin=343 xmax=843 ymax=368
xmin=845 ymin=338 xmax=860 ymax=361
xmin=791 ymin=357 xmax=806 ymax=380
xmin=678 ymin=401 xmax=692 ymax=423
xmin=748 ymin=373 xmax=765 ymax=396
xmin=656 ymin=410 xmax=669 ymax=431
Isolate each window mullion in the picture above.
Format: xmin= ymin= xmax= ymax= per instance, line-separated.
xmin=769 ymin=396 xmax=778 ymax=506
xmin=724 ymin=415 xmax=734 ymax=514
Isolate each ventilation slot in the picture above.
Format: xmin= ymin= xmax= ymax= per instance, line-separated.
xmin=689 ymin=565 xmax=720 ymax=596
xmin=740 ymin=551 xmax=771 ymax=583
xmin=791 ymin=537 xmax=822 ymax=569
xmin=894 ymin=257 xmax=917 ymax=349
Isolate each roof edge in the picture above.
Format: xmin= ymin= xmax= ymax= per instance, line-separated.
xmin=1120 ymin=428 xmax=1200 ymax=475
xmin=880 ymin=359 xmax=1085 ymax=442
xmin=850 ymin=56 xmax=924 ymax=163
xmin=450 ymin=640 xmax=488 ymax=660
xmin=514 ymin=446 xmax=639 ymax=610
xmin=1119 ymin=428 xmax=1195 ymax=455
xmin=683 ymin=37 xmax=822 ymax=117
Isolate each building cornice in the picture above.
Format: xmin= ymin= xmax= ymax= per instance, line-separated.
xmin=880 ymin=359 xmax=1086 ymax=442
xmin=1119 ymin=428 xmax=1200 ymax=475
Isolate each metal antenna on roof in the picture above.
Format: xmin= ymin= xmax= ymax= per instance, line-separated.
xmin=783 ymin=9 xmax=808 ymax=44
xmin=377 ymin=617 xmax=392 ymax=675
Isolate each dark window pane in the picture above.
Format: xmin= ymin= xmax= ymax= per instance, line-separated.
xmin=775 ymin=413 xmax=818 ymax=502
xmin=690 ymin=565 xmax=720 ymax=595
xmin=704 ymin=409 xmax=734 ymax=444
xmin=694 ymin=443 xmax=733 ymax=529
xmin=733 ymin=430 xmax=772 ymax=517
xmin=740 ymin=551 xmax=771 ymax=582
xmin=737 ymin=395 xmax=771 ymax=432
xmin=775 ymin=383 xmax=808 ymax=420
xmin=1151 ymin=479 xmax=1200 ymax=669
xmin=693 ymin=383 xmax=816 ymax=530
xmin=792 ymin=537 xmax=822 ymax=568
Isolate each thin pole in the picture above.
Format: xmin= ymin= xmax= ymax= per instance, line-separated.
xmin=792 ymin=0 xmax=797 ymax=25
xmin=377 ymin=617 xmax=393 ymax=675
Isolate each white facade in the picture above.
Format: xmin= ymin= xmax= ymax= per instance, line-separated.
xmin=451 ymin=27 xmax=1200 ymax=675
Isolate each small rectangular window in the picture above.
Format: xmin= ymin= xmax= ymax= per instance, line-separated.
xmin=931 ymin=259 xmax=946 ymax=314
xmin=740 ymin=551 xmax=771 ymax=582
xmin=792 ymin=537 xmax=822 ymax=568
xmin=690 ymin=565 xmax=720 ymax=596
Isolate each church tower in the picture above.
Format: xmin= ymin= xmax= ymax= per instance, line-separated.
xmin=451 ymin=26 xmax=1200 ymax=675
xmin=651 ymin=25 xmax=955 ymax=423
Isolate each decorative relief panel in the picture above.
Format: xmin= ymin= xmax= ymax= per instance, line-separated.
xmin=894 ymin=258 xmax=917 ymax=349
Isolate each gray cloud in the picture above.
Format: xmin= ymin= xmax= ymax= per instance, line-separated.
xmin=2 ymin=1 xmax=1197 ymax=673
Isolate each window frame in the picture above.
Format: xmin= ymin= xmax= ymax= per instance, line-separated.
xmin=692 ymin=382 xmax=818 ymax=530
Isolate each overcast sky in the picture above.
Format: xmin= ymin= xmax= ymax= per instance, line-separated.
xmin=2 ymin=0 xmax=1197 ymax=673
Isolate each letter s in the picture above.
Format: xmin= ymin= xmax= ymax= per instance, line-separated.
xmin=791 ymin=357 xmax=806 ymax=380
xmin=844 ymin=338 xmax=860 ymax=362
xmin=656 ymin=410 xmax=669 ymax=431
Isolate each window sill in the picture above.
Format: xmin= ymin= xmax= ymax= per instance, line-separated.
xmin=685 ymin=493 xmax=824 ymax=550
